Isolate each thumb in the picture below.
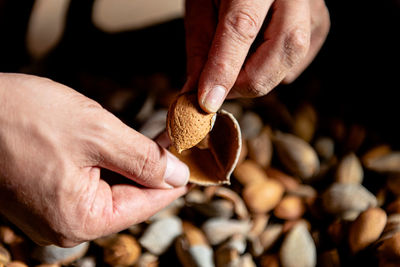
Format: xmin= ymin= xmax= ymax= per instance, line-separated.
xmin=95 ymin=113 xmax=189 ymax=189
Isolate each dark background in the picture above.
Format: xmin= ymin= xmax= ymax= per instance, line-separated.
xmin=1 ymin=0 xmax=399 ymax=145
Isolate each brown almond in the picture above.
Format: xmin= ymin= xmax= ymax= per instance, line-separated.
xmin=314 ymin=136 xmax=335 ymax=161
xmin=266 ymin=167 xmax=300 ymax=191
xmin=243 ymin=179 xmax=284 ymax=214
xmin=260 ymin=254 xmax=280 ymax=267
xmin=5 ymin=262 xmax=28 ymax=267
xmin=386 ymin=199 xmax=400 ymax=214
xmin=167 ymin=92 xmax=215 ymax=153
xmin=247 ymin=126 xmax=273 ymax=168
xmin=182 ymin=222 xmax=208 ymax=246
xmin=365 ymin=151 xmax=400 ymax=173
xmin=176 ymin=222 xmax=213 ymax=267
xmin=234 ymin=160 xmax=268 ymax=186
xmin=274 ymin=195 xmax=306 ymax=220
xmin=348 ymin=207 xmax=387 ymax=253
xmin=239 ymin=111 xmax=263 ymax=139
xmin=104 ymin=234 xmax=141 ymax=266
xmin=387 ymin=174 xmax=400 ymax=195
xmin=377 ymin=232 xmax=400 ymax=260
xmin=344 ymin=124 xmax=366 ymax=153
xmin=361 ymin=144 xmax=391 ymax=166
xmin=318 ymin=249 xmax=340 ymax=267
xmin=292 ymin=102 xmax=317 ymax=142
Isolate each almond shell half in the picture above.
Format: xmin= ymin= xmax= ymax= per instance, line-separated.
xmin=169 ymin=109 xmax=242 ymax=186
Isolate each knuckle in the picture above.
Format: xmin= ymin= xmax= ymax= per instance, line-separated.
xmin=281 ymin=28 xmax=310 ymax=68
xmin=135 ymin=144 xmax=161 ymax=183
xmin=247 ymin=78 xmax=275 ymax=97
xmin=225 ymin=9 xmax=260 ymax=43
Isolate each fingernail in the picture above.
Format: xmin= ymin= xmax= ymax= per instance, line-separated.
xmin=164 ymin=152 xmax=190 ymax=188
xmin=202 ymin=85 xmax=226 ymax=113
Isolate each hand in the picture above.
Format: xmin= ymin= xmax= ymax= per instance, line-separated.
xmin=184 ymin=0 xmax=330 ymax=112
xmin=0 ymin=73 xmax=189 ymax=247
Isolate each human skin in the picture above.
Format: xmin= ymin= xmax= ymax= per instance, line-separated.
xmin=183 ymin=0 xmax=330 ymax=112
xmin=0 ymin=73 xmax=189 ymax=247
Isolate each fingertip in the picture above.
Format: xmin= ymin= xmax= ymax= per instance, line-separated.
xmin=163 ymin=151 xmax=190 ymax=188
xmin=200 ymin=85 xmax=227 ymax=113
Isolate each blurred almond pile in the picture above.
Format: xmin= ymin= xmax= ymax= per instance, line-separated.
xmin=1 ymin=74 xmax=400 ymax=267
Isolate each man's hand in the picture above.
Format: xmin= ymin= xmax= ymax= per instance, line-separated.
xmin=0 ymin=73 xmax=189 ymax=247
xmin=184 ymin=0 xmax=330 ymax=112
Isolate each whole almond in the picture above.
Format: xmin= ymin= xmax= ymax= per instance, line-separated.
xmin=273 ymin=132 xmax=319 ymax=181
xmin=365 ymin=151 xmax=400 ymax=173
xmin=176 ymin=222 xmax=213 ymax=267
xmin=139 ymin=216 xmax=182 ymax=255
xmin=5 ymin=262 xmax=28 ymax=267
xmin=361 ymin=144 xmax=391 ymax=166
xmin=239 ymin=111 xmax=263 ymax=139
xmin=377 ymin=232 xmax=400 ymax=260
xmin=0 ymin=246 xmax=10 ymax=265
xmin=243 ymin=179 xmax=284 ymax=214
xmin=386 ymin=199 xmax=400 ymax=214
xmin=314 ymin=136 xmax=335 ymax=161
xmin=260 ymin=254 xmax=280 ymax=267
xmin=335 ymin=153 xmax=364 ymax=184
xmin=292 ymin=102 xmax=317 ymax=142
xmin=234 ymin=160 xmax=268 ymax=186
xmin=321 ymin=183 xmax=377 ymax=216
xmin=318 ymin=249 xmax=340 ymax=267
xmin=266 ymin=167 xmax=300 ymax=191
xmin=274 ymin=195 xmax=306 ymax=220
xmin=201 ymin=218 xmax=251 ymax=245
xmin=32 ymin=243 xmax=89 ymax=265
xmin=259 ymin=224 xmax=283 ymax=251
xmin=387 ymin=174 xmax=400 ymax=196
xmin=348 ymin=207 xmax=387 ymax=253
xmin=103 ymin=234 xmax=141 ymax=266
xmin=280 ymin=222 xmax=316 ymax=267
xmin=247 ymin=127 xmax=273 ymax=168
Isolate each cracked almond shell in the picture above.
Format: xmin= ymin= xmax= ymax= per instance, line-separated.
xmin=167 ymin=92 xmax=242 ymax=186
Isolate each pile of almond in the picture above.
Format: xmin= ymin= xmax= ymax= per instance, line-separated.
xmin=1 ymin=84 xmax=400 ymax=267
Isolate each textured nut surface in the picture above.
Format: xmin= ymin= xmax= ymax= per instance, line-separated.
xmin=170 ymin=110 xmax=242 ymax=186
xmin=167 ymin=92 xmax=215 ymax=153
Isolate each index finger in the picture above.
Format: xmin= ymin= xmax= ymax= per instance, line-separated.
xmin=198 ymin=0 xmax=273 ymax=113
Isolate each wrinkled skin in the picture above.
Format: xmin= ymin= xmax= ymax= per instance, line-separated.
xmin=0 ymin=73 xmax=189 ymax=247
xmin=0 ymin=0 xmax=329 ymax=247
xmin=183 ymin=0 xmax=330 ymax=112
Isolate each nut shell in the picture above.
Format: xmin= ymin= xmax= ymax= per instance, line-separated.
xmin=170 ymin=109 xmax=241 ymax=186
xmin=167 ymin=92 xmax=215 ymax=153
